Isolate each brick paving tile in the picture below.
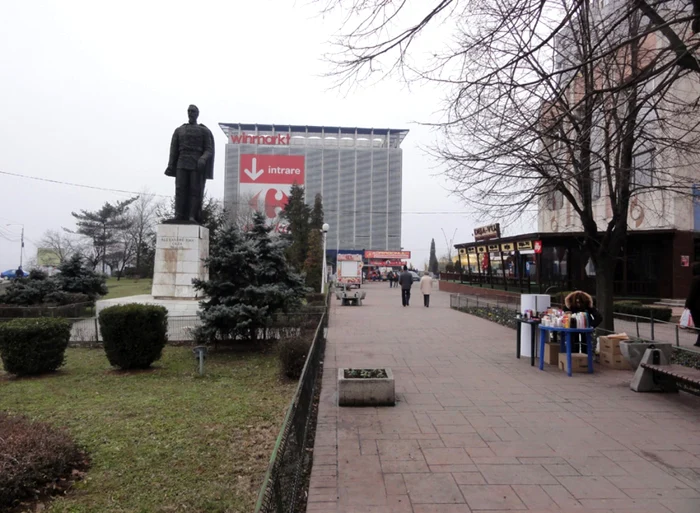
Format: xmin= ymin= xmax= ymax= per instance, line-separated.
xmin=377 ymin=439 xmax=424 ymax=461
xmin=305 ymin=285 xmax=700 ymax=513
xmin=511 ymin=484 xmax=558 ymax=509
xmin=453 ymin=472 xmax=487 ymax=485
xmin=459 ymin=484 xmax=526 ymax=510
xmin=423 ymin=448 xmax=474 ymax=466
xmin=404 ymin=473 xmax=465 ymax=504
xmin=543 ymin=463 xmax=581 ymax=476
xmin=411 ymin=506 xmax=473 ymax=513
xmin=478 ymin=464 xmax=559 ymax=485
xmin=384 ymin=473 xmax=408 ymax=495
xmin=557 ymin=476 xmax=628 ymax=499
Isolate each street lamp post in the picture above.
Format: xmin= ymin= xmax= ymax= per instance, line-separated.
xmin=5 ymin=223 xmax=24 ymax=268
xmin=321 ymin=223 xmax=329 ymax=293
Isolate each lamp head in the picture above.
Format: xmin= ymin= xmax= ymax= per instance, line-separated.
xmin=322 ymin=223 xmax=329 ymax=233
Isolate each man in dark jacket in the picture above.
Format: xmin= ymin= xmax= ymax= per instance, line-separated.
xmin=685 ymin=262 xmax=700 ymax=346
xmin=398 ymin=265 xmax=413 ymax=307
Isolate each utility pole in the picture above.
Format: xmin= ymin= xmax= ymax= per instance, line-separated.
xmin=5 ymin=223 xmax=24 ymax=267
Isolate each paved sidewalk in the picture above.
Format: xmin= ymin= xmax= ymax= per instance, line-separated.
xmin=308 ymin=283 xmax=700 ymax=513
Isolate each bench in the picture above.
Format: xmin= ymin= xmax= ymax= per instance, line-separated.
xmin=639 ymin=363 xmax=700 ymax=396
xmin=630 ymin=346 xmax=700 ymax=395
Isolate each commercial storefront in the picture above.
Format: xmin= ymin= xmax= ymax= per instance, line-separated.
xmin=219 ymin=123 xmax=408 ymax=253
xmin=453 ymin=228 xmax=696 ymax=299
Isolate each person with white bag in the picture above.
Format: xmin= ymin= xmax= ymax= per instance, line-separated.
xmin=683 ymin=262 xmax=700 ymax=346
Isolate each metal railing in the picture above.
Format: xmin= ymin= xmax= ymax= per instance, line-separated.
xmin=449 ymin=293 xmax=699 ymax=349
xmin=254 ymin=297 xmax=329 ymax=513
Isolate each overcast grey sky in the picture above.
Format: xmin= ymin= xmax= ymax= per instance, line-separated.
xmin=0 ymin=0 xmax=528 ymax=272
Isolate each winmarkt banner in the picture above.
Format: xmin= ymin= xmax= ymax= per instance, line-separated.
xmin=364 ymin=250 xmax=411 ymax=260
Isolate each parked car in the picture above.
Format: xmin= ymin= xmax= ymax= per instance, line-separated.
xmin=409 ymin=271 xmax=420 ymax=282
xmin=1 ymin=269 xmax=22 ymax=279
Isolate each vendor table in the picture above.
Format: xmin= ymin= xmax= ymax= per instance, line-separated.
xmin=538 ymin=325 xmax=595 ymax=376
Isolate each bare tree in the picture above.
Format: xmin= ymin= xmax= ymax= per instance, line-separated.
xmin=128 ymin=192 xmax=158 ymax=276
xmin=321 ymin=0 xmax=700 ymax=329
xmin=39 ymin=229 xmax=81 ymax=263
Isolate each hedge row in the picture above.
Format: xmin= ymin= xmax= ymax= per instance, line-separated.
xmin=613 ymin=301 xmax=672 ymax=322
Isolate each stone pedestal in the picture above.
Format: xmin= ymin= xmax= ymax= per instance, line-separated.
xmin=152 ymin=224 xmax=209 ymax=299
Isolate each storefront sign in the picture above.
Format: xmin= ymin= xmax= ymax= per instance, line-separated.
xmin=364 ymin=250 xmax=411 ymax=260
xmin=230 ymin=132 xmax=291 ymax=145
xmin=487 ymin=244 xmax=500 ymax=252
xmin=500 ymin=242 xmax=514 ymax=252
xmin=467 ymin=247 xmax=476 ymax=253
xmin=369 ymin=259 xmax=403 ymax=266
xmin=517 ymin=240 xmax=533 ymax=250
xmin=534 ymin=240 xmax=543 ymax=254
xmin=476 ymin=246 xmax=487 ymax=253
xmin=474 ymin=223 xmax=501 ymax=241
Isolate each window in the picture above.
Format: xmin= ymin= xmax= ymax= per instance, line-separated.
xmin=591 ymin=167 xmax=602 ymax=200
xmin=632 ymin=148 xmax=655 ymax=187
xmin=546 ymin=189 xmax=564 ymax=210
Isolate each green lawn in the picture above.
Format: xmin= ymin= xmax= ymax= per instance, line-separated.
xmin=104 ymin=277 xmax=153 ymax=299
xmin=0 ymin=347 xmax=294 ymax=513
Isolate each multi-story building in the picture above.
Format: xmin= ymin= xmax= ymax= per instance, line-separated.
xmin=219 ymin=123 xmax=407 ymax=254
xmin=453 ymin=3 xmax=700 ymax=299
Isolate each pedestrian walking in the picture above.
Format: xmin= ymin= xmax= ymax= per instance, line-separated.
xmin=419 ymin=272 xmax=433 ymax=307
xmin=15 ymin=266 xmax=24 ymax=279
xmin=398 ymin=265 xmax=413 ymax=307
xmin=388 ymin=271 xmax=395 ymax=288
xmin=684 ymin=262 xmax=700 ymax=347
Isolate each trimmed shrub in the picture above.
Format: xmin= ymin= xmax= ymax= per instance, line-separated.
xmin=613 ymin=301 xmax=672 ymax=322
xmin=305 ymin=293 xmax=326 ymax=304
xmin=99 ymin=304 xmax=168 ymax=370
xmin=0 ymin=413 xmax=86 ymax=509
xmin=278 ymin=336 xmax=312 ymax=379
xmin=0 ymin=318 xmax=71 ymax=376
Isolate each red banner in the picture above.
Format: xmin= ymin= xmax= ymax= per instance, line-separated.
xmin=240 ymin=154 xmax=305 ymax=185
xmin=364 ymin=250 xmax=411 ymax=260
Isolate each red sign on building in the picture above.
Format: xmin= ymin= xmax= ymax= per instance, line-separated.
xmin=239 ymin=154 xmax=305 ymax=185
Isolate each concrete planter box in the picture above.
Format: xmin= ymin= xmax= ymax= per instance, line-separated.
xmin=338 ymin=368 xmax=395 ymax=406
xmin=620 ymin=341 xmax=673 ymax=370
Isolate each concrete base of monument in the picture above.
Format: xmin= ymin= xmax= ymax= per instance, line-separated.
xmin=96 ymin=295 xmax=201 ymax=317
xmin=151 ymin=223 xmax=209 ymax=299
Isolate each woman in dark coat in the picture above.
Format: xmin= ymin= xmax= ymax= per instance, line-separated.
xmin=564 ymin=291 xmax=602 ymax=353
xmin=684 ymin=262 xmax=700 ymax=347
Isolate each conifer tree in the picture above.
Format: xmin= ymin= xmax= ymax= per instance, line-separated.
xmin=194 ymin=212 xmax=306 ymax=344
xmin=429 ymin=239 xmax=439 ymax=274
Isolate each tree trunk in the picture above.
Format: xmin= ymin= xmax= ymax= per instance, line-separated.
xmin=595 ymin=256 xmax=616 ymax=333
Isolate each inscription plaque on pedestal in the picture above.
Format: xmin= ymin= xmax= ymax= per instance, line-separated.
xmin=152 ymin=224 xmax=209 ymax=299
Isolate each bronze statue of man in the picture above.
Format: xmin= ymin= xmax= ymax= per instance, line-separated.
xmin=165 ymin=105 xmax=215 ymax=223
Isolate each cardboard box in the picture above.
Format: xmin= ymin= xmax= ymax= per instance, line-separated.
xmin=543 ymin=342 xmax=559 ymax=365
xmin=599 ymin=336 xmax=624 ymax=356
xmin=600 ymin=351 xmax=632 ymax=370
xmin=558 ymin=353 xmax=589 ymax=373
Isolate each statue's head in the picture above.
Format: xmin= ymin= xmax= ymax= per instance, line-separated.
xmin=187 ymin=104 xmax=199 ymax=124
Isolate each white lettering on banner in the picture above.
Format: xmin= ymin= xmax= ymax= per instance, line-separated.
xmin=267 ymin=166 xmax=301 ymax=175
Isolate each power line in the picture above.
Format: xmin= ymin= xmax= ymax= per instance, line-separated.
xmin=0 ymin=170 xmax=172 ymax=199
xmin=1 ymin=170 xmax=475 ymax=215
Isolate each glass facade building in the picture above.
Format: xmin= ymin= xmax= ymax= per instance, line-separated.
xmin=219 ymin=124 xmax=408 ymax=251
